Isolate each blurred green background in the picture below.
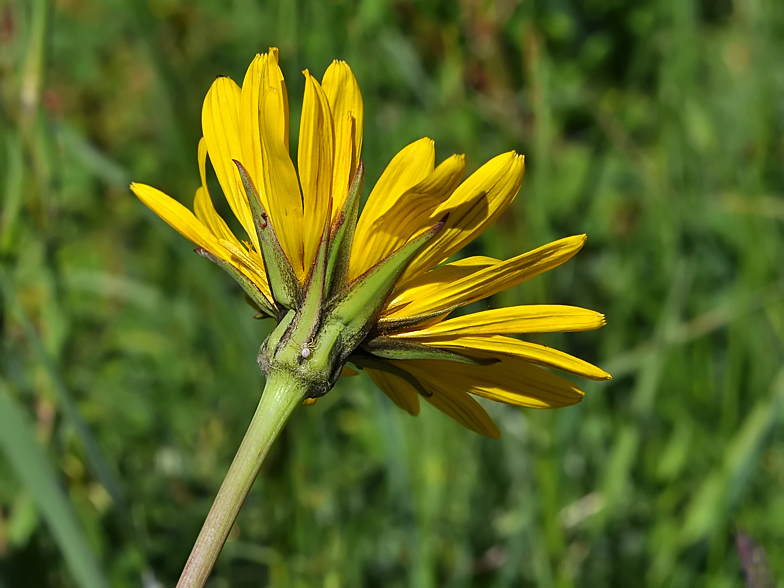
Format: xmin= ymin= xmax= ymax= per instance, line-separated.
xmin=2 ymin=0 xmax=784 ymax=586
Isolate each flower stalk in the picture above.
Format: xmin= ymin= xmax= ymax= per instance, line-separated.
xmin=176 ymin=371 xmax=309 ymax=588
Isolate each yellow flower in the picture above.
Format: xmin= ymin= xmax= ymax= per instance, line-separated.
xmin=131 ymin=48 xmax=610 ymax=438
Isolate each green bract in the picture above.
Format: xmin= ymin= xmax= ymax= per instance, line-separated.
xmin=224 ymin=161 xmax=458 ymax=398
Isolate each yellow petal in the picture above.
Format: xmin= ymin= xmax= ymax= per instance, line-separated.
xmin=340 ymin=366 xmax=359 ymax=377
xmin=385 ymin=235 xmax=586 ymax=319
xmin=351 ymin=138 xmax=436 ymax=276
xmin=194 ymin=138 xmax=244 ymax=250
xmin=398 ymin=357 xmax=584 ymax=409
xmin=196 ymin=135 xmax=271 ymax=298
xmin=201 ymin=76 xmax=258 ymax=250
xmin=298 ymin=70 xmax=335 ymax=271
xmin=365 ymin=368 xmax=420 ymax=416
xmin=260 ymin=48 xmax=290 ymax=151
xmin=415 ymin=335 xmax=611 ymax=381
xmin=217 ymin=239 xmax=271 ymax=299
xmin=239 ymin=54 xmax=267 ymax=211
xmin=322 ymin=61 xmax=363 ymax=218
xmin=398 ymin=152 xmax=525 ymax=284
xmin=132 ymin=182 xmax=225 ymax=254
xmin=367 ymin=360 xmax=498 ymax=436
xmin=383 ymin=255 xmax=499 ymax=317
xmin=193 ymin=187 xmax=243 ymax=249
xmin=411 ymin=374 xmax=500 ymax=438
xmin=350 ymin=153 xmax=466 ymax=276
xmin=258 ymin=54 xmax=305 ymax=277
xmin=392 ymin=305 xmax=606 ymax=337
xmin=132 ymin=183 xmax=272 ymax=301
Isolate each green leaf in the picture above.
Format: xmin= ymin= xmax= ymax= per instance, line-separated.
xmin=0 ymin=380 xmax=109 ymax=588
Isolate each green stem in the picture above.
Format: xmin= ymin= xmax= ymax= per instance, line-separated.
xmin=176 ymin=371 xmax=309 ymax=588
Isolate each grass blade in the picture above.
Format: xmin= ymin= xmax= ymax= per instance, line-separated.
xmin=0 ymin=380 xmax=109 ymax=588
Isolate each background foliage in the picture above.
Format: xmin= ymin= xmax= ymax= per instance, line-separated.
xmin=1 ymin=0 xmax=784 ymax=586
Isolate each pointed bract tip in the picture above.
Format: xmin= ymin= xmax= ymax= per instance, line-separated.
xmin=233 ymin=159 xmax=267 ymax=226
xmin=194 ymin=247 xmax=216 ymax=262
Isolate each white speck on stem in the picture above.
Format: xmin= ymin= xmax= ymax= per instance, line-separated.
xmin=301 ymin=347 xmax=311 ymax=359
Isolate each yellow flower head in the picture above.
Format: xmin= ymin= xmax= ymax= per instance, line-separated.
xmin=131 ymin=48 xmax=610 ymax=438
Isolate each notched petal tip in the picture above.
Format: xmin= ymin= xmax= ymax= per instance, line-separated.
xmin=129 ymin=182 xmax=152 ymax=197
xmin=589 ymin=367 xmax=613 ymax=381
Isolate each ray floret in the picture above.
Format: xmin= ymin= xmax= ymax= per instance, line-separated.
xmin=131 ymin=47 xmax=609 ymax=438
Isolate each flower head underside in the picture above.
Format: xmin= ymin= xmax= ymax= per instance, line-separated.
xmin=131 ymin=48 xmax=610 ymax=438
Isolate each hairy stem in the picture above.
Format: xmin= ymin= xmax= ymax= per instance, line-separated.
xmin=176 ymin=371 xmax=308 ymax=588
